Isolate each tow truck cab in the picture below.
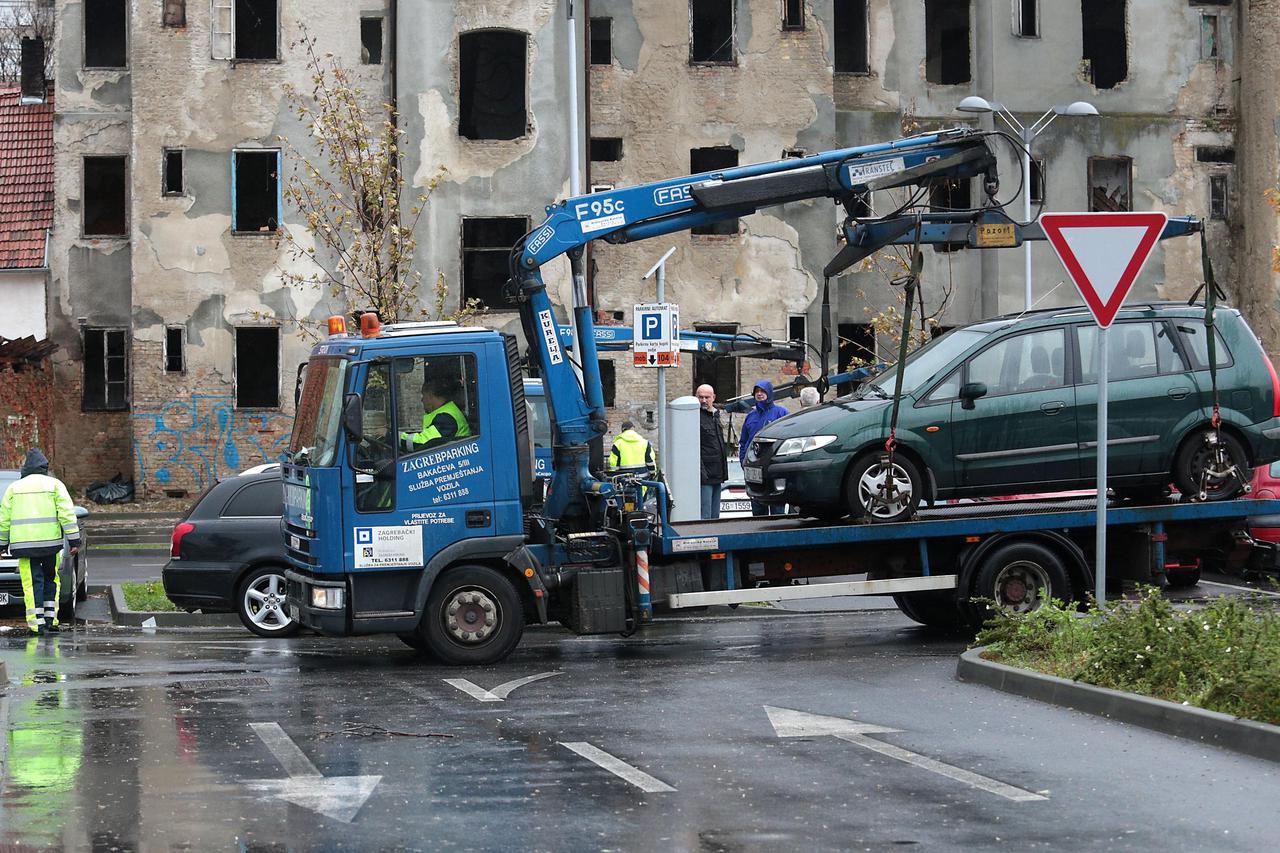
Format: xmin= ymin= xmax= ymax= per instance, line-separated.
xmin=283 ymin=321 xmax=535 ymax=638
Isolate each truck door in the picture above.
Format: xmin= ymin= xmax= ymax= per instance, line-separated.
xmin=343 ymin=350 xmax=496 ymax=590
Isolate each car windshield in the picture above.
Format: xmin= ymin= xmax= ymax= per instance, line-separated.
xmin=864 ymin=329 xmax=988 ymax=397
xmin=288 ymin=357 xmax=349 ymax=467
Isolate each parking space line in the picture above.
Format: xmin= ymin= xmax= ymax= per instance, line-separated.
xmin=559 ymin=742 xmax=675 ymax=793
xmin=1199 ymin=580 xmax=1280 ymax=598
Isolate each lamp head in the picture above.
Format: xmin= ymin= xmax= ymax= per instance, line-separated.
xmin=1060 ymin=101 xmax=1100 ymax=117
xmin=956 ymin=95 xmax=994 ymax=114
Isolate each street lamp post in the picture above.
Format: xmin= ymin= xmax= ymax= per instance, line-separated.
xmin=956 ymin=96 xmax=1099 ymax=311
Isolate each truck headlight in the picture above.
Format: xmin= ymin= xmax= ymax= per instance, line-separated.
xmin=773 ymin=435 xmax=837 ymax=457
xmin=311 ymin=587 xmax=345 ymax=609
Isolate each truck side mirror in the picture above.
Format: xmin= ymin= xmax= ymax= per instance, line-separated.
xmin=294 ymin=362 xmax=307 ymax=407
xmin=959 ymin=382 xmax=987 ymax=410
xmin=342 ymin=393 xmax=364 ymax=442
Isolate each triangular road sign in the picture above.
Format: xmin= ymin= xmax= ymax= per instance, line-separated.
xmin=1040 ymin=212 xmax=1168 ymax=328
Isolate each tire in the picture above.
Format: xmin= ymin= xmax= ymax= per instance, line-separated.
xmin=1165 ymin=567 xmax=1202 ymax=589
xmin=75 ymin=553 xmax=88 ymax=602
xmin=892 ymin=590 xmax=964 ymax=630
xmin=397 ymin=631 xmax=428 ymax=651
xmin=237 ymin=566 xmax=303 ymax=638
xmin=1173 ymin=428 xmax=1250 ymax=502
xmin=420 ymin=565 xmax=524 ymax=666
xmin=970 ymin=541 xmax=1072 ymax=620
xmin=845 ymin=452 xmax=923 ymax=523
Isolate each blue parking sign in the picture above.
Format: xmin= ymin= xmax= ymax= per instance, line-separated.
xmin=641 ymin=312 xmax=663 ymax=340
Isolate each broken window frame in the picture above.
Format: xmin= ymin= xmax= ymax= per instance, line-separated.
xmin=589 ymin=137 xmax=623 ymax=162
xmin=461 ymin=216 xmax=531 ymax=310
xmin=231 ymin=149 xmax=282 ymax=234
xmin=84 ymin=0 xmax=128 ymax=69
xmin=589 ymin=17 xmax=612 ymax=65
xmin=163 ymin=0 xmax=186 ymax=28
xmin=83 ymin=155 xmax=129 ymax=238
xmin=83 ymin=327 xmax=129 ymax=412
xmin=458 ymin=29 xmax=529 ymax=141
xmin=924 ymin=0 xmax=971 ymax=85
xmin=211 ymin=0 xmax=280 ymax=62
xmin=1087 ymin=155 xmax=1133 ymax=212
xmin=1013 ymin=0 xmax=1039 ymax=38
xmin=165 ymin=326 xmax=186 ymax=373
xmin=834 ymin=0 xmax=870 ymax=73
xmin=235 ymin=326 xmax=281 ymax=409
xmin=788 ymin=314 xmax=807 ymax=345
xmin=1209 ymin=173 xmax=1228 ymax=221
xmin=689 ymin=0 xmax=737 ymax=65
xmin=163 ymin=148 xmax=185 ymax=197
xmin=1081 ymin=0 xmax=1128 ymax=90
xmin=1199 ymin=11 xmax=1220 ymax=61
xmin=782 ymin=0 xmax=805 ymax=31
xmin=361 ymin=17 xmax=384 ymax=65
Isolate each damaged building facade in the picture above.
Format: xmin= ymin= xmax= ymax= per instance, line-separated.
xmin=42 ymin=1 xmax=1245 ymax=491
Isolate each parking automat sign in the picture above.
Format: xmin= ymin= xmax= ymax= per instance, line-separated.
xmin=632 ymin=302 xmax=680 ymax=368
xmin=353 ymin=525 xmax=424 ymax=569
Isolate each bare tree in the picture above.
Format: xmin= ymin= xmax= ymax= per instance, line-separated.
xmin=0 ymin=0 xmax=54 ymax=85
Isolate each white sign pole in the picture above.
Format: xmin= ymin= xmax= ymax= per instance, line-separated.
xmin=1095 ymin=326 xmax=1108 ymax=608
xmin=656 ymin=261 xmax=667 ymax=468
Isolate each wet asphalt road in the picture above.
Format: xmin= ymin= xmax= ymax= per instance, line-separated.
xmin=2 ymin=610 xmax=1278 ymax=852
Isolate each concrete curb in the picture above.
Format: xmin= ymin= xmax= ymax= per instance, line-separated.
xmin=957 ymin=647 xmax=1280 ymax=764
xmin=108 ymin=584 xmax=242 ymax=628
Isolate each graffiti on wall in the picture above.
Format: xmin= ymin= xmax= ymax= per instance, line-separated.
xmin=132 ymin=395 xmax=293 ymax=489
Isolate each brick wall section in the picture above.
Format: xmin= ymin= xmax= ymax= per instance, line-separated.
xmin=0 ymin=359 xmax=55 ymax=470
xmin=48 ymin=365 xmax=132 ymax=493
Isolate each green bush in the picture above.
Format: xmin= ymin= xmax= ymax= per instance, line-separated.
xmin=976 ymin=588 xmax=1280 ymax=726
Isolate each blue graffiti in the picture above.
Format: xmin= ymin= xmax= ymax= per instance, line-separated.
xmin=132 ymin=395 xmax=293 ymax=490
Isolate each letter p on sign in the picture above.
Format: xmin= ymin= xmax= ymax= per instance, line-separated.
xmin=641 ymin=313 xmax=662 ymax=340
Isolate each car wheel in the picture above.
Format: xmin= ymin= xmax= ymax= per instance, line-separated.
xmin=237 ymin=566 xmax=302 ymax=638
xmin=1164 ymin=567 xmax=1202 ymax=589
xmin=75 ymin=553 xmax=88 ymax=602
xmin=971 ymin=541 xmax=1072 ymax=621
xmin=892 ymin=590 xmax=964 ymax=630
xmin=420 ymin=565 xmax=524 ymax=665
xmin=845 ymin=452 xmax=922 ymax=523
xmin=1173 ymin=428 xmax=1250 ymax=501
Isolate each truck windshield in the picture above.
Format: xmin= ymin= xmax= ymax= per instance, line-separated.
xmin=866 ymin=329 xmax=987 ymax=396
xmin=288 ymin=357 xmax=349 ymax=466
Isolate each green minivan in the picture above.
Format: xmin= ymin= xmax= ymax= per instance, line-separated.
xmin=744 ymin=304 xmax=1280 ymax=522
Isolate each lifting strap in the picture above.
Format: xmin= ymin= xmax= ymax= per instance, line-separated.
xmin=1186 ymin=230 xmax=1238 ymax=498
xmin=885 ymin=219 xmax=924 ymax=456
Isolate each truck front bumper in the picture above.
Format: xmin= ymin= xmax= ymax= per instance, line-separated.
xmin=285 ymin=569 xmax=351 ymax=635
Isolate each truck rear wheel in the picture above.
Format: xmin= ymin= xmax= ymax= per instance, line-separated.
xmin=420 ymin=565 xmax=524 ymax=665
xmin=892 ymin=590 xmax=963 ymax=630
xmin=969 ymin=541 xmax=1072 ymax=623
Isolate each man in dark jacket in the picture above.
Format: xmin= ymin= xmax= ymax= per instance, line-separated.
xmin=695 ymin=384 xmax=728 ymax=519
xmin=740 ymin=380 xmax=789 ymax=516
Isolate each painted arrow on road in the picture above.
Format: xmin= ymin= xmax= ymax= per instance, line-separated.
xmin=246 ymin=722 xmax=382 ymax=823
xmin=764 ymin=706 xmax=1047 ymax=803
xmin=444 ymin=671 xmax=561 ymax=702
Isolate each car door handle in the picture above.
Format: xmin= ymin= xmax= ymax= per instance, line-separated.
xmin=1167 ymin=387 xmax=1191 ymax=400
xmin=1040 ymin=401 xmax=1066 ymax=414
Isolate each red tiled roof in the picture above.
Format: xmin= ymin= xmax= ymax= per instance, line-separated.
xmin=0 ymin=86 xmax=54 ymax=270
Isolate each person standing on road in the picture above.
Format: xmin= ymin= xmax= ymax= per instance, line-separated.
xmin=0 ymin=449 xmax=80 ymax=635
xmin=696 ymin=384 xmax=728 ymax=519
xmin=608 ymin=421 xmax=655 ymax=473
xmin=739 ymin=381 xmax=789 ymax=516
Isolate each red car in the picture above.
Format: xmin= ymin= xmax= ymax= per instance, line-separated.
xmin=1245 ymin=462 xmax=1280 ymax=575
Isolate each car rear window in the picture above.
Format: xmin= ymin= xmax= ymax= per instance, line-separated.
xmin=222 ymin=480 xmax=282 ymax=517
xmin=1270 ymin=461 xmax=1280 ymax=478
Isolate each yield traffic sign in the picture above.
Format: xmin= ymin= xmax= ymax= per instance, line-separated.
xmin=1040 ymin=212 xmax=1168 ymax=328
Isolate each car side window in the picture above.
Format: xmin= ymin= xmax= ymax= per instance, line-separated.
xmin=1176 ymin=320 xmax=1235 ymax=370
xmin=966 ymin=328 xmax=1066 ymax=397
xmin=222 ymin=480 xmax=282 ymax=517
xmin=1078 ymin=322 xmax=1187 ymax=382
xmin=923 ymin=367 xmax=961 ymax=403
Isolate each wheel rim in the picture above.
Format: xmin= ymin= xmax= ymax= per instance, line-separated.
xmin=991 ymin=560 xmax=1051 ymax=614
xmin=442 ymin=585 xmax=500 ymax=645
xmin=244 ymin=573 xmax=293 ymax=633
xmin=857 ymin=460 xmax=914 ymax=519
xmin=1188 ymin=438 xmax=1240 ymax=497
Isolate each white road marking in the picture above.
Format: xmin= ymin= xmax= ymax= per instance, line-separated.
xmin=764 ymin=706 xmax=1046 ymax=803
xmin=444 ymin=671 xmax=561 ymax=702
xmin=247 ymin=722 xmax=381 ymax=823
xmin=559 ymin=742 xmax=676 ymax=793
xmin=1199 ymin=580 xmax=1280 ymax=599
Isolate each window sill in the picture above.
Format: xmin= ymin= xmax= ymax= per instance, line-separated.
xmin=82 ymin=406 xmax=130 ymax=413
xmin=82 ymin=234 xmax=128 ymax=241
xmin=689 ymin=61 xmax=738 ymax=68
xmin=82 ymin=65 xmax=129 ymax=72
xmin=235 ymin=405 xmax=283 ymax=412
xmin=834 ymin=70 xmax=875 ymax=78
xmin=690 ymin=232 xmax=740 ymax=240
xmin=228 ymin=57 xmax=282 ymax=65
xmin=231 ymin=230 xmax=280 ymax=237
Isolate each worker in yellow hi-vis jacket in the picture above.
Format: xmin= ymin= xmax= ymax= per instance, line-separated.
xmin=0 ymin=449 xmax=80 ymax=635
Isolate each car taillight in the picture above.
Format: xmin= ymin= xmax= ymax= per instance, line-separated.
xmin=1262 ymin=346 xmax=1280 ymax=418
xmin=171 ymin=522 xmax=195 ymax=558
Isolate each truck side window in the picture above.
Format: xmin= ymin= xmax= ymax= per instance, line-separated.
xmin=396 ymin=354 xmax=481 ymax=455
xmin=356 ymin=361 xmax=395 ymax=513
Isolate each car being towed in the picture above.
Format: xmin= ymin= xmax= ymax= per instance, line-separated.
xmin=744 ymin=303 xmax=1280 ymax=523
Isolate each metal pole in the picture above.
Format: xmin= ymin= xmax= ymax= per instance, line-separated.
xmin=1022 ymin=125 xmax=1033 ymax=311
xmin=656 ymin=260 xmax=666 ymax=468
xmin=565 ymin=2 xmax=581 ymax=199
xmin=1095 ymin=325 xmax=1108 ymax=607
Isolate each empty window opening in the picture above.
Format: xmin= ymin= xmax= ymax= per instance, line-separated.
xmin=782 ymin=148 xmax=807 ymax=159
xmin=589 ymin=17 xmax=612 ymax=65
xmin=834 ymin=0 xmax=869 ymax=72
xmin=84 ymin=156 xmax=127 ymax=236
xmin=85 ymin=0 xmax=127 ymax=67
xmin=83 ymin=328 xmax=128 ymax=411
xmin=1209 ymin=173 xmax=1228 ymax=220
xmin=361 ymin=17 xmax=383 ymax=64
xmin=165 ymin=326 xmax=185 ymax=373
xmin=1016 ymin=0 xmax=1038 ymax=37
xmin=163 ymin=0 xmax=186 ymax=28
xmin=1081 ymin=0 xmax=1127 ymax=89
xmin=233 ymin=150 xmax=280 ymax=232
xmin=462 ymin=217 xmax=529 ymax=309
xmin=20 ymin=38 xmax=45 ymax=101
xmin=234 ymin=0 xmax=278 ymax=60
xmin=690 ymin=0 xmax=735 ymax=63
xmin=163 ymin=149 xmax=184 ymax=196
xmin=1196 ymin=146 xmax=1234 ymax=164
xmin=1200 ymin=12 xmax=1219 ymax=60
xmin=459 ymin=30 xmax=528 ymax=140
xmin=599 ymin=360 xmax=617 ymax=407
xmin=1030 ymin=158 xmax=1045 ymax=205
xmin=590 ymin=137 xmax=623 ymax=162
xmin=693 ymin=323 xmax=739 ymax=403
xmin=236 ymin=327 xmax=280 ymax=408
xmin=924 ymin=0 xmax=970 ymax=84
xmin=837 ymin=322 xmax=876 ymax=395
xmin=690 ymin=146 xmax=739 ymax=235
xmin=788 ymin=314 xmax=807 ymax=345
xmin=590 ymin=182 xmax=615 ymax=194
xmin=783 ymin=0 xmax=804 ymax=31
xmin=1088 ymin=156 xmax=1132 ymax=212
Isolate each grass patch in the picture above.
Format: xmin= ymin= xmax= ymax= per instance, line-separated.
xmin=976 ymin=588 xmax=1280 ymax=726
xmin=121 ymin=581 xmax=178 ymax=612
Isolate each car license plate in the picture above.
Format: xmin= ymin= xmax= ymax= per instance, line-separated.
xmin=722 ymin=500 xmax=751 ymax=512
xmin=0 ymin=592 xmax=8 ymax=605
xmin=743 ymin=466 xmax=763 ymax=483
xmin=290 ymin=535 xmax=302 ymax=551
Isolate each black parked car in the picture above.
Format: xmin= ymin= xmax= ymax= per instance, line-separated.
xmin=162 ymin=467 xmax=299 ymax=637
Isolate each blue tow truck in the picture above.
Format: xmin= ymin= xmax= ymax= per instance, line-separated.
xmin=283 ymin=128 xmax=1271 ymax=664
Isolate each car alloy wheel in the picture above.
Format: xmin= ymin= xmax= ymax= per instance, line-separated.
xmin=847 ymin=452 xmax=922 ymax=523
xmin=1175 ymin=428 xmax=1249 ymax=501
xmin=238 ymin=567 xmax=301 ymax=638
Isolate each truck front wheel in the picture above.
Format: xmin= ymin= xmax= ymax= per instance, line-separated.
xmin=420 ymin=565 xmax=525 ymax=665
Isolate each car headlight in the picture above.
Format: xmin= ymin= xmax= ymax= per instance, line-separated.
xmin=773 ymin=435 xmax=837 ymax=457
